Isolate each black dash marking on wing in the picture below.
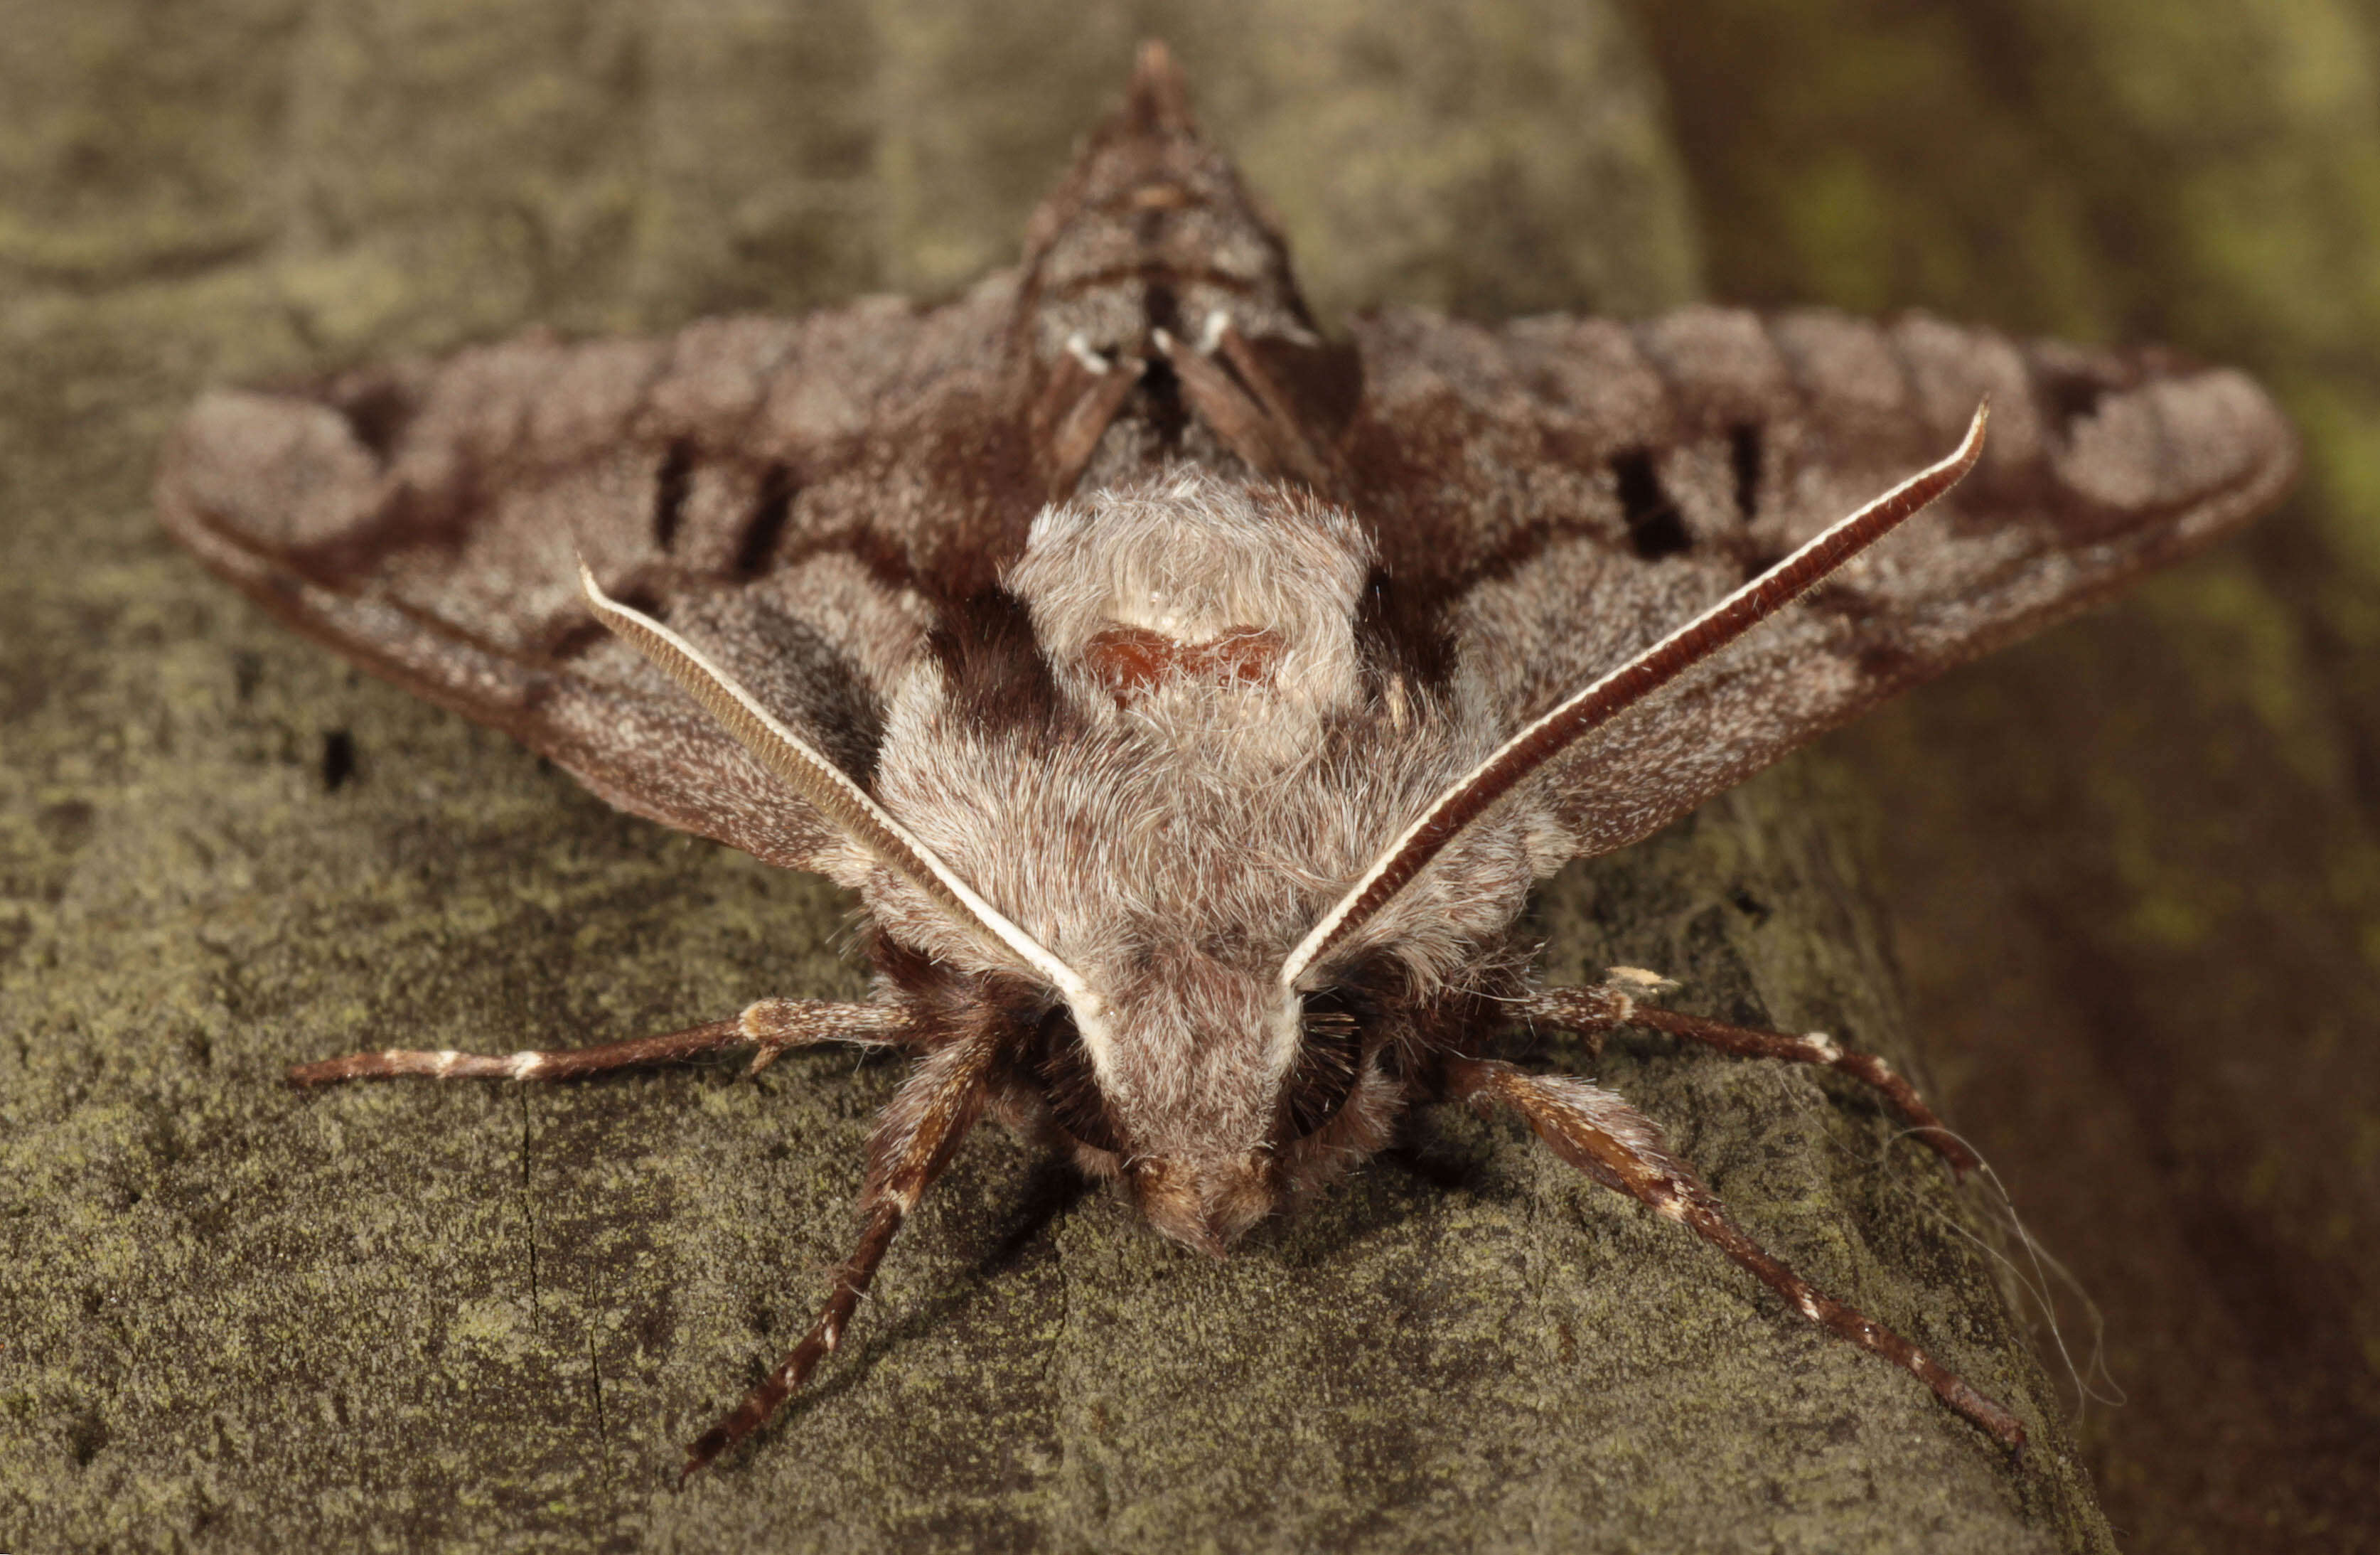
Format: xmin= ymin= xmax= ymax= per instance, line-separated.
xmin=2032 ymin=356 xmax=2128 ymax=434
xmin=326 ymin=379 xmax=417 ymax=465
xmin=734 ymin=463 xmax=796 ymax=578
xmin=1614 ymin=449 xmax=1691 ymax=560
xmin=651 ymin=440 xmax=694 ymax=555
xmin=1728 ymin=423 xmax=1763 ymax=520
xmin=539 ymin=616 xmax=610 ymax=664
xmin=931 ymin=587 xmax=1076 ymax=737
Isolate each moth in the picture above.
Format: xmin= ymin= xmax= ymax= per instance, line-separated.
xmin=157 ymin=44 xmax=2295 ymax=1479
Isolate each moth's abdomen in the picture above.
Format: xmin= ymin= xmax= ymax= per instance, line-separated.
xmin=1015 ymin=43 xmax=1319 ymax=367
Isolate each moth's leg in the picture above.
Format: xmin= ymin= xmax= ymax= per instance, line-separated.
xmin=1152 ymin=316 xmax=1333 ymax=489
xmin=286 ymin=998 xmax=910 ymax=1086
xmin=1516 ymin=978 xmax=1636 ymax=1063
xmin=1446 ymin=1054 xmax=2025 ymax=1450
xmin=1211 ymin=315 xmax=1327 ymax=463
xmin=1527 ymin=977 xmax=1980 ymax=1177
xmin=1036 ymin=338 xmax=1145 ymax=498
xmin=681 ymin=1022 xmax=1000 ymax=1480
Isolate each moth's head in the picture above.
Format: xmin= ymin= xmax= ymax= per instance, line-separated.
xmin=559 ymin=468 xmax=1534 ymax=1261
xmin=878 ymin=934 xmax=1435 ymax=1255
xmin=874 ymin=793 xmax=1486 ymax=1256
xmin=1018 ymin=944 xmax=1427 ymax=1256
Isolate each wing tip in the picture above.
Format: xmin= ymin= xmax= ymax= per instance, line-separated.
xmin=2051 ymin=360 xmax=2299 ymax=538
xmin=156 ymin=386 xmax=385 ymax=557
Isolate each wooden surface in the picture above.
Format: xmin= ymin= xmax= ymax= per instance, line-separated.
xmin=6 ymin=1 xmax=2369 ymax=1549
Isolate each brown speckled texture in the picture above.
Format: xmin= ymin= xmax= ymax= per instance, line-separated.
xmin=8 ymin=1 xmax=2351 ymax=1548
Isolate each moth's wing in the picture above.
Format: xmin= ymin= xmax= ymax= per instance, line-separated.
xmin=159 ymin=277 xmax=1039 ymax=874
xmin=1345 ymin=306 xmax=2297 ymax=862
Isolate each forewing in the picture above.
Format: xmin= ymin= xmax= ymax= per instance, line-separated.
xmin=158 ymin=279 xmax=1039 ymax=873
xmin=1346 ymin=306 xmax=2296 ymax=862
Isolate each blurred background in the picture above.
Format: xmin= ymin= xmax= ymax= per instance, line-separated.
xmin=4 ymin=1 xmax=2376 ymax=1549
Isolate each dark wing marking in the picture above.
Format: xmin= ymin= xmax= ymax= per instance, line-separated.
xmin=1345 ymin=305 xmax=2296 ymax=862
xmin=156 ymin=281 xmax=1036 ymax=873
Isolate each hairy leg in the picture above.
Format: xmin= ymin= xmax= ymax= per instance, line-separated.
xmin=681 ymin=1023 xmax=1002 ymax=1480
xmin=286 ymin=998 xmax=911 ymax=1086
xmin=1526 ymin=974 xmax=1980 ymax=1176
xmin=1446 ymin=1054 xmax=2024 ymax=1450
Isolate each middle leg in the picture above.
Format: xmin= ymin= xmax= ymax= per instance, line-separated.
xmin=1526 ymin=975 xmax=1980 ymax=1176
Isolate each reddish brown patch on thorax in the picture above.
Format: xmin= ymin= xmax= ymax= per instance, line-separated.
xmin=1083 ymin=624 xmax=1286 ymax=705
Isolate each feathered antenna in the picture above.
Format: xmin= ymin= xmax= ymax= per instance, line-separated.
xmin=579 ymin=565 xmax=1110 ymax=1027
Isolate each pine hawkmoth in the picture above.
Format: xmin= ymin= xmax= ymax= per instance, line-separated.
xmin=156 ymin=44 xmax=2296 ymax=1479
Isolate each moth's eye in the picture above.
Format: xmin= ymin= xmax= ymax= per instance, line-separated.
xmin=1285 ymin=990 xmax=1366 ymax=1138
xmin=1024 ymin=1006 xmax=1125 ymax=1155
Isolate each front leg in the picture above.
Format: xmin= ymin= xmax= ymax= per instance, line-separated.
xmin=680 ymin=1018 xmax=1001 ymax=1480
xmin=286 ymin=998 xmax=911 ymax=1086
xmin=1527 ymin=973 xmax=1980 ymax=1176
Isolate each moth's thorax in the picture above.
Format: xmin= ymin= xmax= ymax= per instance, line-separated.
xmin=1009 ymin=471 xmax=1373 ymax=739
xmin=860 ymin=472 xmax=1543 ymax=1241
